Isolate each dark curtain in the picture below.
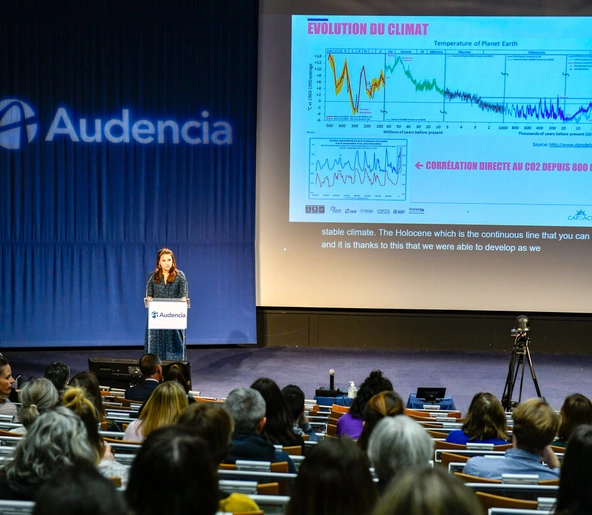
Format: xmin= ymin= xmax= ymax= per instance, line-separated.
xmin=0 ymin=0 xmax=258 ymax=347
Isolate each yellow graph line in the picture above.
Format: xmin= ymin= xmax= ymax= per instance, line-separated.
xmin=328 ymin=53 xmax=385 ymax=115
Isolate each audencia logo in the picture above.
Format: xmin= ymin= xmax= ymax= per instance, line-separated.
xmin=0 ymin=98 xmax=232 ymax=149
xmin=0 ymin=99 xmax=38 ymax=150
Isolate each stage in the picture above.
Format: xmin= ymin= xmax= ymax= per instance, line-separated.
xmin=4 ymin=346 xmax=589 ymax=414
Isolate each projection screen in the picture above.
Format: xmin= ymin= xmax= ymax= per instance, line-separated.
xmin=257 ymin=1 xmax=592 ymax=312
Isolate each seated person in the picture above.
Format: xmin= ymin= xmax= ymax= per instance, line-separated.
xmin=0 ymin=407 xmax=97 ymax=501
xmin=286 ymin=437 xmax=377 ymax=515
xmin=43 ymin=361 xmax=70 ymax=398
xmin=554 ymin=424 xmax=592 ymax=515
xmin=373 ymin=466 xmax=482 ymax=515
xmin=250 ymin=377 xmax=304 ymax=450
xmin=126 ymin=426 xmax=218 ymax=515
xmin=32 ymin=463 xmax=127 ymax=515
xmin=10 ymin=378 xmax=59 ymax=434
xmin=282 ymin=384 xmax=320 ymax=442
xmin=464 ymin=397 xmax=560 ymax=480
xmin=367 ymin=415 xmax=433 ymax=495
xmin=553 ymin=393 xmax=592 ymax=448
xmin=336 ymin=370 xmax=393 ymax=440
xmin=223 ymin=387 xmax=296 ymax=472
xmin=177 ymin=402 xmax=260 ymax=513
xmin=446 ymin=392 xmax=510 ymax=445
xmin=357 ymin=390 xmax=404 ymax=451
xmin=125 ymin=354 xmax=163 ymax=403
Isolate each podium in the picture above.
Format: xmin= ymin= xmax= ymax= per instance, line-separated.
xmin=145 ymin=298 xmax=189 ymax=360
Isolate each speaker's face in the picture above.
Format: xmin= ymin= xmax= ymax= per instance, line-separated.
xmin=159 ymin=253 xmax=173 ymax=273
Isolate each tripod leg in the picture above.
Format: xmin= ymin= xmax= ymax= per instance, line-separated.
xmin=517 ymin=353 xmax=526 ymax=405
xmin=525 ymin=345 xmax=543 ymax=398
xmin=502 ymin=350 xmax=518 ymax=411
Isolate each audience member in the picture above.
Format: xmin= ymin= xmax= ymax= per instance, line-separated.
xmin=62 ymin=387 xmax=129 ymax=486
xmin=445 ymin=392 xmax=509 ymax=445
xmin=282 ymin=383 xmax=320 ymax=442
xmin=367 ymin=415 xmax=433 ymax=494
xmin=0 ymin=357 xmax=19 ymax=423
xmin=9 ymin=378 xmax=59 ymax=434
xmin=163 ymin=362 xmax=196 ymax=404
xmin=373 ymin=466 xmax=482 ymax=515
xmin=223 ymin=387 xmax=296 ymax=471
xmin=126 ymin=426 xmax=218 ymax=515
xmin=464 ymin=397 xmax=560 ymax=480
xmin=357 ymin=390 xmax=404 ymax=451
xmin=336 ymin=370 xmax=393 ymax=439
xmin=0 ymin=407 xmax=96 ymax=500
xmin=554 ymin=424 xmax=592 ymax=515
xmin=177 ymin=402 xmax=261 ymax=513
xmin=554 ymin=393 xmax=592 ymax=448
xmin=68 ymin=371 xmax=109 ymax=428
xmin=43 ymin=361 xmax=70 ymax=398
xmin=32 ymin=463 xmax=127 ymax=515
xmin=123 ymin=381 xmax=188 ymax=442
xmin=286 ymin=437 xmax=377 ymax=515
xmin=251 ymin=377 xmax=304 ymax=448
xmin=125 ymin=353 xmax=163 ymax=403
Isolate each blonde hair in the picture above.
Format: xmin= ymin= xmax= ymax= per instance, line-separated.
xmin=138 ymin=382 xmax=188 ymax=438
xmin=62 ymin=387 xmax=103 ymax=463
xmin=513 ymin=398 xmax=560 ymax=453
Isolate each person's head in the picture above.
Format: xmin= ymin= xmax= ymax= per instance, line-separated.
xmin=367 ymin=415 xmax=433 ymax=486
xmin=32 ymin=463 xmax=127 ymax=515
xmin=224 ymin=387 xmax=266 ymax=433
xmin=43 ymin=361 xmax=71 ymax=392
xmin=4 ymin=407 xmax=96 ymax=486
xmin=19 ymin=377 xmax=59 ymax=429
xmin=286 ymin=437 xmax=377 ymax=515
xmin=177 ymin=402 xmax=234 ymax=463
xmin=251 ymin=377 xmax=299 ymax=445
xmin=62 ymin=387 xmax=103 ymax=462
xmin=512 ymin=397 xmax=560 ymax=453
xmin=164 ymin=362 xmax=191 ymax=393
xmin=357 ymin=390 xmax=404 ymax=451
xmin=282 ymin=384 xmax=306 ymax=421
xmin=0 ymin=356 xmax=15 ymax=399
xmin=373 ymin=466 xmax=482 ymax=515
xmin=554 ymin=424 xmax=592 ymax=515
xmin=68 ymin=371 xmax=105 ymax=419
xmin=558 ymin=393 xmax=592 ymax=442
xmin=139 ymin=354 xmax=162 ymax=380
xmin=153 ymin=248 xmax=178 ymax=282
xmin=126 ymin=426 xmax=218 ymax=515
xmin=461 ymin=392 xmax=508 ymax=442
xmin=349 ymin=370 xmax=393 ymax=418
xmin=138 ymin=381 xmax=188 ymax=438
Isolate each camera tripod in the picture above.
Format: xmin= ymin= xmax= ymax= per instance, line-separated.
xmin=501 ymin=332 xmax=542 ymax=411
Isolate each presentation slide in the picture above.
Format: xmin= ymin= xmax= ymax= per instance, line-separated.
xmin=257 ymin=2 xmax=592 ymax=313
xmin=290 ymin=16 xmax=592 ymax=226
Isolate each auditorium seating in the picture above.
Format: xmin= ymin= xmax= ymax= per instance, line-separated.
xmin=0 ymin=500 xmax=34 ymax=514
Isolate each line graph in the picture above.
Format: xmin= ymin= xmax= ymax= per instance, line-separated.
xmin=309 ymin=138 xmax=407 ymax=200
xmin=325 ymin=49 xmax=592 ymax=123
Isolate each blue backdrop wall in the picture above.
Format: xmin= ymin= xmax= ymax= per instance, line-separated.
xmin=0 ymin=0 xmax=258 ymax=347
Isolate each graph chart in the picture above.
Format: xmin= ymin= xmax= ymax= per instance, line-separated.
xmin=324 ymin=49 xmax=592 ymax=123
xmin=309 ymin=138 xmax=407 ymax=200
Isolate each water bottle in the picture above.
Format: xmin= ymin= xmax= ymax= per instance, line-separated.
xmin=348 ymin=381 xmax=358 ymax=399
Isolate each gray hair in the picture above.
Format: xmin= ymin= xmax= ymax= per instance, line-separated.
xmin=224 ymin=387 xmax=266 ymax=432
xmin=368 ymin=415 xmax=434 ymax=485
xmin=4 ymin=406 xmax=97 ymax=485
xmin=19 ymin=378 xmax=59 ymax=429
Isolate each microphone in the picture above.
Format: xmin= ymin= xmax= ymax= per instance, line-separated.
xmin=329 ymin=369 xmax=335 ymax=391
